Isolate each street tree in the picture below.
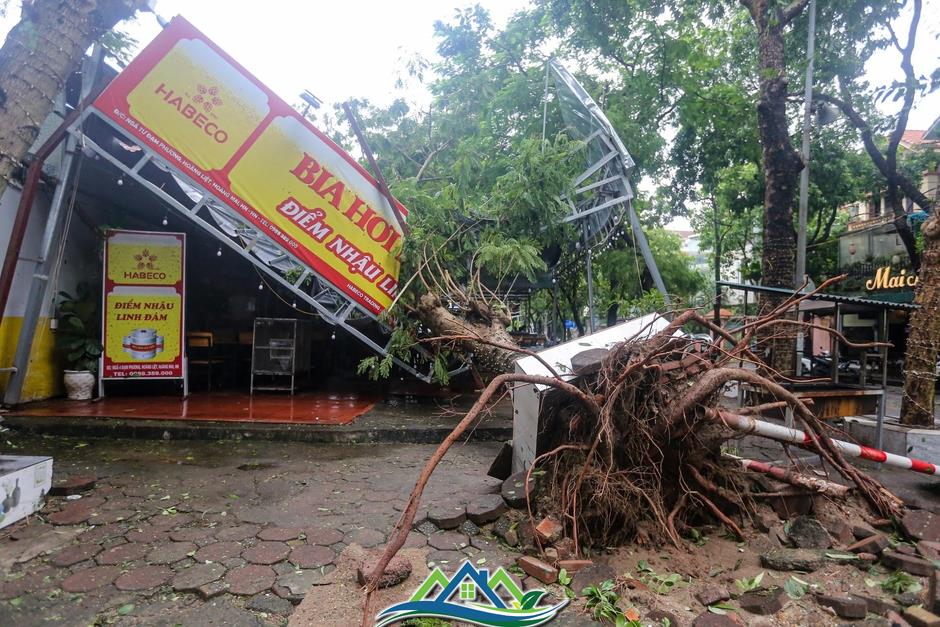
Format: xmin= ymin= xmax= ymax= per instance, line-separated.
xmin=0 ymin=0 xmax=147 ymax=200
xmin=812 ymin=0 xmax=939 ymax=426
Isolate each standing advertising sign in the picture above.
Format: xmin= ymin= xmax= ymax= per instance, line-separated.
xmin=101 ymin=230 xmax=185 ymax=382
xmin=91 ymin=16 xmax=406 ymax=317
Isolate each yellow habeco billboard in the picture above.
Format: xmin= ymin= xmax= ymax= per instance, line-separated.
xmin=102 ymin=230 xmax=185 ymax=379
xmin=93 ymin=16 xmax=406 ymax=316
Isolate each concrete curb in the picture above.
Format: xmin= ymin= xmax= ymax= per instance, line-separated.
xmin=1 ymin=414 xmax=512 ymax=444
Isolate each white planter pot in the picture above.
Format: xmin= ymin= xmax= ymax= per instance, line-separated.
xmin=63 ymin=370 xmax=95 ymax=400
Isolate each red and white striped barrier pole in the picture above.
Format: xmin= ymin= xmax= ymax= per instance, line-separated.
xmin=713 ymin=409 xmax=938 ymax=476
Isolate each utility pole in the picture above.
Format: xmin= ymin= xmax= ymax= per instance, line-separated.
xmin=794 ymin=0 xmax=817 ymax=376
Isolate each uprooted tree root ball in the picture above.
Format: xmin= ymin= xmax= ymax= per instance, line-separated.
xmin=359 ymin=278 xmax=904 ymax=626
xmin=533 ymin=337 xmax=753 ymax=551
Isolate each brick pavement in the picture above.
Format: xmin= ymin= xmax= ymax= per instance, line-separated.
xmin=0 ymin=436 xmax=514 ymax=626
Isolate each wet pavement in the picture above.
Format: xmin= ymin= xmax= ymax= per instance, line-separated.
xmin=8 ymin=391 xmax=379 ymax=425
xmin=0 ymin=434 xmax=512 ymax=626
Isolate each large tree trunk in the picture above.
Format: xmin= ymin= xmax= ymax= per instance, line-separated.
xmin=744 ymin=0 xmax=806 ymax=375
xmin=416 ymin=292 xmax=521 ymax=377
xmin=901 ymin=216 xmax=940 ymax=426
xmin=0 ymin=0 xmax=144 ymax=199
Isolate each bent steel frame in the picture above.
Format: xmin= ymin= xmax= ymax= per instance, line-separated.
xmin=548 ymin=60 xmax=670 ymax=306
xmin=70 ymin=107 xmax=437 ymax=382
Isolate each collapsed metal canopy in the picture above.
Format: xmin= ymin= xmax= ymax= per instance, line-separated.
xmin=547 ymin=59 xmax=669 ymax=305
xmin=69 ymin=107 xmax=441 ymax=383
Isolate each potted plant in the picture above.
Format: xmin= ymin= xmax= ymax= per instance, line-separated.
xmin=55 ymin=283 xmax=101 ymax=400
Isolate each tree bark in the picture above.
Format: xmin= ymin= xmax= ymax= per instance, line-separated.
xmin=901 ymin=216 xmax=940 ymax=426
xmin=741 ymin=0 xmax=807 ymax=375
xmin=0 ymin=0 xmax=144 ymax=199
xmin=416 ymin=292 xmax=520 ymax=377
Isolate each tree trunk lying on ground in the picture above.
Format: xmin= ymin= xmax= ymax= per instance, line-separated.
xmin=360 ymin=280 xmax=905 ymax=626
xmin=415 ymin=291 xmax=521 ymax=377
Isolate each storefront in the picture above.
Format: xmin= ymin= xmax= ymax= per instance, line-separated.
xmin=0 ymin=18 xmax=418 ymax=422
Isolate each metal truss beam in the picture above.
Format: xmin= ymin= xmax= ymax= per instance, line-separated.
xmin=72 ymin=109 xmax=438 ymax=382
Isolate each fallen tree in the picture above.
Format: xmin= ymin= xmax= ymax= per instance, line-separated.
xmin=359 ymin=277 xmax=906 ymax=625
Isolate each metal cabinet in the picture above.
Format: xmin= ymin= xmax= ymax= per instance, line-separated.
xmin=250 ymin=318 xmax=312 ymax=394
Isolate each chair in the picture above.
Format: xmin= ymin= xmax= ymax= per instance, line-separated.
xmin=186 ymin=332 xmax=226 ymax=391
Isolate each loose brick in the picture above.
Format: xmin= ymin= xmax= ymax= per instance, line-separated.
xmin=904 ymin=606 xmax=940 ymax=627
xmin=883 ymin=551 xmax=936 ymax=577
xmin=696 ymin=586 xmax=732 ymax=607
xmin=535 ymin=518 xmax=564 ymax=544
xmin=902 ymin=511 xmax=940 ymax=543
xmin=427 ymin=502 xmax=466 ymax=530
xmin=815 ymin=593 xmax=867 ymax=619
xmin=557 ymin=559 xmax=593 ymax=574
xmin=517 ymin=556 xmax=558 ymax=584
xmin=739 ymin=588 xmax=787 ymax=615
xmin=849 ymin=534 xmax=891 ymax=555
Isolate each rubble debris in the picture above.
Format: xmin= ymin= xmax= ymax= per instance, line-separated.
xmin=557 ymin=559 xmax=592 ymax=573
xmin=761 ymin=548 xmax=826 ymax=572
xmin=358 ymin=292 xmax=913 ymax=625
xmin=738 ymin=587 xmax=787 ymax=615
xmin=882 ymin=551 xmax=936 ymax=577
xmin=357 ymin=554 xmax=412 ymax=589
xmin=849 ymin=534 xmax=892 ymax=555
xmin=500 ymin=472 xmax=532 ymax=509
xmin=903 ymin=606 xmax=940 ymax=627
xmin=695 ymin=586 xmax=731 ymax=606
xmin=692 ymin=610 xmax=744 ymax=626
xmin=854 ymin=523 xmax=879 ymax=540
xmin=517 ymin=555 xmax=558 ymax=584
xmin=534 ymin=517 xmax=564 ymax=544
xmin=902 ymin=511 xmax=940 ymax=543
xmin=815 ymin=593 xmax=868 ymax=619
xmin=787 ymin=516 xmax=832 ymax=549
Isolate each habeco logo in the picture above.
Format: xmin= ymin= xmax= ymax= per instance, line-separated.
xmin=375 ymin=561 xmax=567 ymax=626
xmin=153 ymin=82 xmax=229 ymax=144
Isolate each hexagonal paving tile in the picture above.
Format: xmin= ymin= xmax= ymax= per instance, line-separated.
xmin=60 ymin=566 xmax=120 ymax=593
xmin=242 ymin=541 xmax=290 ymax=565
xmin=345 ymin=528 xmax=385 ymax=548
xmin=96 ymin=542 xmax=150 ymax=565
xmin=170 ymin=562 xmax=227 ymax=593
xmin=305 ymin=528 xmax=344 ymax=546
xmin=194 ymin=541 xmax=243 ymax=563
xmin=427 ymin=531 xmax=470 ymax=552
xmin=47 ymin=503 xmax=92 ymax=526
xmin=126 ymin=526 xmax=170 ymax=543
xmin=257 ymin=527 xmax=301 ymax=542
xmin=216 ymin=525 xmax=261 ymax=542
xmin=147 ymin=541 xmax=197 ymax=565
xmin=224 ymin=565 xmax=276 ymax=596
xmin=114 ymin=565 xmax=172 ymax=591
xmin=49 ymin=544 xmax=102 ymax=567
xmin=289 ymin=545 xmax=334 ymax=568
xmin=169 ymin=527 xmax=215 ymax=543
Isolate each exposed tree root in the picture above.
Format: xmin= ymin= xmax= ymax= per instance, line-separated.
xmin=359 ymin=285 xmax=905 ymax=626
